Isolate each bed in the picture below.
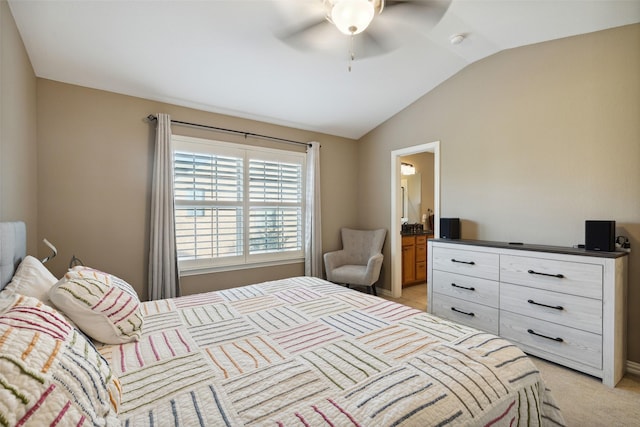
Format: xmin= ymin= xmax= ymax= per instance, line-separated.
xmin=0 ymin=221 xmax=565 ymax=426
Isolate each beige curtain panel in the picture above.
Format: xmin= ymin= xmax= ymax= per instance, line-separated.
xmin=305 ymin=141 xmax=322 ymax=278
xmin=148 ymin=113 xmax=180 ymax=300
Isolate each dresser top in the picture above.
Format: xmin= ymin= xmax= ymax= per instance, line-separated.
xmin=429 ymin=238 xmax=628 ymax=259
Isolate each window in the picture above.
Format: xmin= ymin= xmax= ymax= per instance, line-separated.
xmin=173 ymin=135 xmax=305 ymax=272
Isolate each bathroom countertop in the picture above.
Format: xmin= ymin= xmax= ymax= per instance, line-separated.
xmin=400 ymin=230 xmax=434 ymax=236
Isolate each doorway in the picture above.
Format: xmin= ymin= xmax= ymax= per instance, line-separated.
xmin=390 ymin=141 xmax=440 ymax=300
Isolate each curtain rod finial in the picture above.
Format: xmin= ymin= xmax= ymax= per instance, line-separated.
xmin=146 ymin=114 xmax=157 ymax=122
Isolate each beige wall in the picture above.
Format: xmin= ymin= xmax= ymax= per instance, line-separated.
xmin=0 ymin=0 xmax=38 ymax=252
xmin=36 ymin=80 xmax=359 ymax=298
xmin=357 ymin=24 xmax=640 ymax=362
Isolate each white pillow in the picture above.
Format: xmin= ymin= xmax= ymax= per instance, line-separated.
xmin=49 ymin=266 xmax=143 ymax=344
xmin=3 ymin=255 xmax=57 ymax=304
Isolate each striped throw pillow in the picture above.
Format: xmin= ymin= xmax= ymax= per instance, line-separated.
xmin=0 ymin=294 xmax=121 ymax=426
xmin=49 ymin=266 xmax=143 ymax=344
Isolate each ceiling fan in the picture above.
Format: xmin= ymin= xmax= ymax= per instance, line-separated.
xmin=279 ymin=0 xmax=452 ymax=68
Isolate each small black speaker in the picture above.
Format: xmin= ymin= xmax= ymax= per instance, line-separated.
xmin=440 ymin=218 xmax=460 ymax=239
xmin=585 ymin=220 xmax=615 ymax=251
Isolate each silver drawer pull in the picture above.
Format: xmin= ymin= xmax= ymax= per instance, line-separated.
xmin=527 ymin=299 xmax=563 ymax=311
xmin=451 ymin=307 xmax=475 ymax=317
xmin=527 ymin=269 xmax=564 ymax=279
xmin=451 ymin=283 xmax=475 ymax=291
xmin=451 ymin=258 xmax=475 ymax=265
xmin=527 ymin=328 xmax=563 ymax=342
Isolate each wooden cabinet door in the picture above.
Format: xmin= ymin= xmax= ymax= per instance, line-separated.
xmin=416 ymin=235 xmax=427 ymax=262
xmin=415 ymin=235 xmax=427 ymax=281
xmin=402 ymin=238 xmax=416 ymax=285
xmin=416 ymin=261 xmax=427 ymax=281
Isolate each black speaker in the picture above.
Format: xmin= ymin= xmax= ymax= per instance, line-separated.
xmin=585 ymin=220 xmax=615 ymax=251
xmin=440 ymin=218 xmax=460 ymax=239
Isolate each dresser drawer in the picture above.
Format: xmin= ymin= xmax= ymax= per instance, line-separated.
xmin=432 ymin=294 xmax=499 ymax=334
xmin=500 ymin=311 xmax=602 ymax=370
xmin=500 ymin=254 xmax=603 ymax=299
xmin=500 ymin=283 xmax=602 ymax=334
xmin=432 ymin=247 xmax=499 ymax=280
xmin=432 ymin=270 xmax=499 ymax=308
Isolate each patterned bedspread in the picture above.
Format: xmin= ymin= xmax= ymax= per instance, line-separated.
xmin=98 ymin=276 xmax=565 ymax=426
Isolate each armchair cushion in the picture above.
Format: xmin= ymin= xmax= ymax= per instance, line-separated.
xmin=330 ymin=265 xmax=368 ymax=285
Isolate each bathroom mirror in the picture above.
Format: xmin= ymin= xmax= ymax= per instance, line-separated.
xmin=401 ymin=173 xmax=421 ymax=224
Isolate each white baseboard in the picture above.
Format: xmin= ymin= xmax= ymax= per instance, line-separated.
xmin=627 ymin=360 xmax=640 ymax=376
xmin=377 ymin=288 xmax=392 ymax=297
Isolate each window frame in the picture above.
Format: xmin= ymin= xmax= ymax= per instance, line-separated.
xmin=172 ymin=135 xmax=306 ymax=275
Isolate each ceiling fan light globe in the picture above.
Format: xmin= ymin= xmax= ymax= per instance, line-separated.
xmin=331 ymin=0 xmax=375 ymax=35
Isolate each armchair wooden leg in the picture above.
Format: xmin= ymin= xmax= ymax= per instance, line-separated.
xmin=371 ymin=285 xmax=377 ymax=296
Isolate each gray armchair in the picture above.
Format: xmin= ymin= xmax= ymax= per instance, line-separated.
xmin=323 ymin=228 xmax=387 ymax=295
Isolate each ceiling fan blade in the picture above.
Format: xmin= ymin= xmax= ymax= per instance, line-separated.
xmin=351 ymin=25 xmax=400 ymax=59
xmin=280 ymin=18 xmax=327 ymax=39
xmin=384 ymin=0 xmax=452 ymax=29
xmin=276 ymin=18 xmax=333 ymax=51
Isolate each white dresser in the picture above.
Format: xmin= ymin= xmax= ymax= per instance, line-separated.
xmin=427 ymin=239 xmax=628 ymax=387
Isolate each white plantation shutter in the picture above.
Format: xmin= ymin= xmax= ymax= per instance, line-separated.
xmin=249 ymin=159 xmax=302 ymax=202
xmin=172 ymin=135 xmax=305 ymax=271
xmin=248 ymin=159 xmax=303 ymax=255
xmin=174 ymin=152 xmax=243 ymax=202
xmin=174 ymin=150 xmax=243 ymax=262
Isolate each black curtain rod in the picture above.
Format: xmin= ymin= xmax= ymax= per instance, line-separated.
xmin=146 ymin=115 xmax=310 ymax=148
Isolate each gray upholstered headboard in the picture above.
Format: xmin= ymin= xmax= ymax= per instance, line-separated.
xmin=0 ymin=221 xmax=26 ymax=289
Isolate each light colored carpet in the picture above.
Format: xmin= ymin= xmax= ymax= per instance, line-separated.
xmin=532 ymin=357 xmax=640 ymax=427
xmin=382 ymin=285 xmax=640 ymax=426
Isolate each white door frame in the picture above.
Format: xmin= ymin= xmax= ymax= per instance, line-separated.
xmin=390 ymin=141 xmax=440 ymax=298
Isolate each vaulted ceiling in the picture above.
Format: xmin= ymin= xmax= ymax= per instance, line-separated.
xmin=9 ymin=0 xmax=640 ymax=139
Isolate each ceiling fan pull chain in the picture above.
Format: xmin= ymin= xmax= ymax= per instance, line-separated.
xmin=349 ymin=33 xmax=355 ymax=72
